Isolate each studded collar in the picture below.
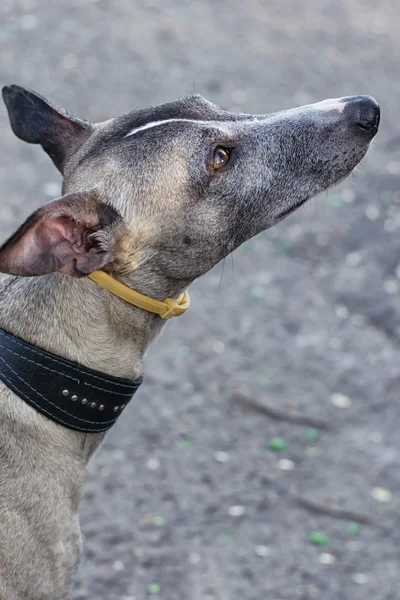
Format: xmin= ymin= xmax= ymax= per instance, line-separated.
xmin=0 ymin=328 xmax=142 ymax=433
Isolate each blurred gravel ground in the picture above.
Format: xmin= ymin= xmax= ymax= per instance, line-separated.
xmin=1 ymin=1 xmax=400 ymax=599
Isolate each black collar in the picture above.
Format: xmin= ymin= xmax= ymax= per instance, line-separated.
xmin=0 ymin=328 xmax=142 ymax=433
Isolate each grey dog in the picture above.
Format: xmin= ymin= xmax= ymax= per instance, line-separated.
xmin=0 ymin=85 xmax=379 ymax=599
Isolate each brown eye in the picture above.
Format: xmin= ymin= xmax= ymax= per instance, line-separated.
xmin=212 ymin=146 xmax=230 ymax=170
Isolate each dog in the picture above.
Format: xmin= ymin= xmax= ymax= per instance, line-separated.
xmin=0 ymin=85 xmax=379 ymax=599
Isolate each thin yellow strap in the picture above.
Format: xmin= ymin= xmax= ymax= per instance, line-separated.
xmin=88 ymin=270 xmax=190 ymax=319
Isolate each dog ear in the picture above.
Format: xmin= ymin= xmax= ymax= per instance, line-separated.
xmin=2 ymin=85 xmax=92 ymax=173
xmin=0 ymin=190 xmax=123 ymax=277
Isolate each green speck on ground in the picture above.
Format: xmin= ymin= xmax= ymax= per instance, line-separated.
xmin=250 ymin=287 xmax=264 ymax=300
xmin=275 ymin=242 xmax=290 ymax=255
xmin=268 ymin=437 xmax=288 ymax=452
xmin=347 ymin=522 xmax=361 ymax=535
xmin=148 ymin=583 xmax=161 ymax=595
xmin=346 ymin=541 xmax=363 ymax=552
xmin=328 ymin=194 xmax=344 ymax=207
xmin=306 ymin=428 xmax=319 ymax=441
xmin=152 ymin=515 xmax=166 ymax=527
xmin=305 ymin=446 xmax=320 ymax=457
xmin=309 ymin=531 xmax=329 ymax=546
xmin=180 ymin=437 xmax=193 ymax=448
xmin=257 ymin=376 xmax=269 ymax=388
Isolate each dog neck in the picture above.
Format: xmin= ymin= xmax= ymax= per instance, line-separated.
xmin=0 ymin=272 xmax=174 ymax=379
xmin=0 ymin=272 xmax=187 ymax=453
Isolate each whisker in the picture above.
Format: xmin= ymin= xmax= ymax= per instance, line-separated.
xmin=217 ymin=258 xmax=226 ymax=295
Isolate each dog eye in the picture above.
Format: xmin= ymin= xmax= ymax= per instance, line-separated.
xmin=212 ymin=147 xmax=230 ymax=170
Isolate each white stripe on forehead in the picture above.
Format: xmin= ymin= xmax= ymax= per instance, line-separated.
xmin=125 ymin=117 xmax=244 ymax=138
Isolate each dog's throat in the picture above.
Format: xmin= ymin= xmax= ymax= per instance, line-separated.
xmin=0 ymin=328 xmax=142 ymax=433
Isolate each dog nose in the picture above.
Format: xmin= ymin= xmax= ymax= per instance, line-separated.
xmin=343 ymin=95 xmax=380 ymax=133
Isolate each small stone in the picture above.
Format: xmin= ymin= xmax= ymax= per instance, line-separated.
xmin=306 ymin=428 xmax=319 ymax=441
xmin=335 ymin=304 xmax=349 ymax=320
xmin=347 ymin=522 xmax=361 ymax=535
xmin=386 ymin=161 xmax=400 ymax=175
xmin=148 ymin=583 xmax=161 ymax=595
xmin=277 ymin=458 xmax=295 ymax=471
xmin=365 ymin=205 xmax=380 ymax=220
xmin=342 ymin=188 xmax=356 ymax=203
xmin=152 ymin=515 xmax=166 ymax=527
xmin=268 ymin=437 xmax=288 ymax=452
xmin=188 ymin=552 xmax=201 ymax=564
xmin=324 ymin=496 xmax=339 ymax=505
xmin=214 ymin=451 xmax=230 ymax=464
xmin=371 ymin=487 xmax=392 ymax=503
xmin=228 ymin=505 xmax=246 ymax=517
xmin=284 ymin=401 xmax=297 ymax=411
xmin=383 ymin=279 xmax=399 ymax=294
xmin=345 ymin=252 xmax=363 ymax=267
xmin=213 ymin=340 xmax=225 ymax=354
xmin=20 ymin=14 xmax=39 ymax=30
xmin=113 ymin=560 xmax=124 ymax=571
xmin=318 ymin=552 xmax=336 ymax=565
xmin=309 ymin=531 xmax=329 ymax=546
xmin=255 ymin=545 xmax=271 ymax=558
xmin=146 ymin=458 xmax=160 ymax=471
xmin=330 ymin=393 xmax=351 ymax=408
xmin=352 ymin=573 xmax=368 ymax=585
xmin=384 ymin=218 xmax=397 ymax=233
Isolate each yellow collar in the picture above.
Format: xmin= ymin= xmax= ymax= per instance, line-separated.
xmin=88 ymin=270 xmax=190 ymax=319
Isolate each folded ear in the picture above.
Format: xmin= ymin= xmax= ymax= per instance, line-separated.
xmin=2 ymin=85 xmax=92 ymax=173
xmin=0 ymin=190 xmax=123 ymax=277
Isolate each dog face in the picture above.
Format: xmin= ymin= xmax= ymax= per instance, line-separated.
xmin=0 ymin=86 xmax=379 ymax=286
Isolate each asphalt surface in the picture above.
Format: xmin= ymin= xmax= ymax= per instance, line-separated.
xmin=1 ymin=1 xmax=400 ymax=599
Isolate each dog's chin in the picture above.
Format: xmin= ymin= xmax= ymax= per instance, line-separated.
xmin=277 ymin=197 xmax=308 ymax=220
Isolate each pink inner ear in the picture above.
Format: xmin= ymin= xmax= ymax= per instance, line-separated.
xmin=0 ymin=191 xmax=117 ymax=277
xmin=13 ymin=215 xmax=85 ymax=276
xmin=48 ymin=215 xmax=80 ymax=243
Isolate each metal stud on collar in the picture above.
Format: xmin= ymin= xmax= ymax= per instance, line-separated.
xmin=62 ymin=390 xmax=127 ymax=413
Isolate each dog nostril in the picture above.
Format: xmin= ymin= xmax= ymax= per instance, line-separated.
xmin=344 ymin=95 xmax=380 ymax=133
xmin=356 ymin=105 xmax=380 ymax=131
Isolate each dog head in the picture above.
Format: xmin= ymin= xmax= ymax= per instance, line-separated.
xmin=0 ymin=86 xmax=379 ymax=295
